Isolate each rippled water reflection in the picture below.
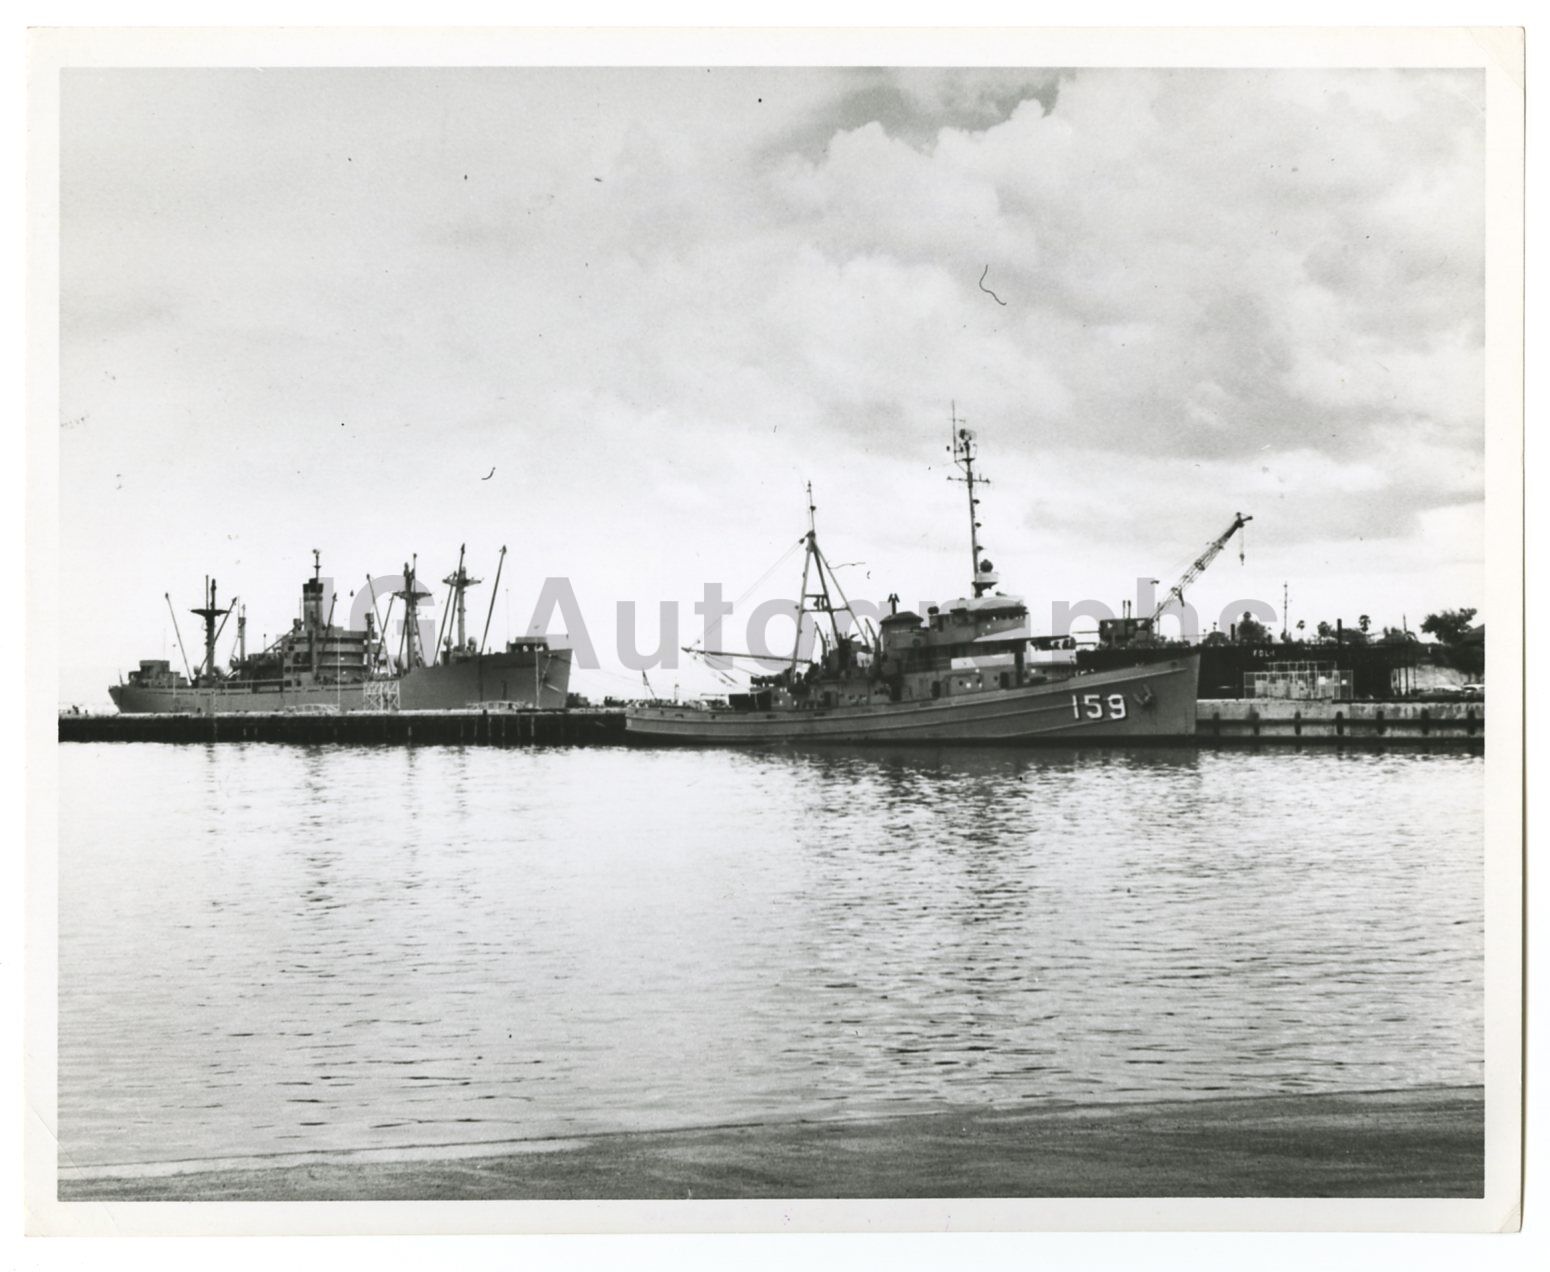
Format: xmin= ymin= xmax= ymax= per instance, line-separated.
xmin=58 ymin=743 xmax=1483 ymax=1170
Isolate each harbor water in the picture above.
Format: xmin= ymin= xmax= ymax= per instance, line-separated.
xmin=57 ymin=743 xmax=1484 ymax=1176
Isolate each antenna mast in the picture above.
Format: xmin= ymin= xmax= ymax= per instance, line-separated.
xmin=948 ymin=404 xmax=997 ymax=597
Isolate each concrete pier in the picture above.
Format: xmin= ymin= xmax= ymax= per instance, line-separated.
xmin=58 ymin=1085 xmax=1483 ymax=1201
xmin=57 ymin=707 xmax=628 ymax=747
xmin=1198 ymin=699 xmax=1483 ymax=746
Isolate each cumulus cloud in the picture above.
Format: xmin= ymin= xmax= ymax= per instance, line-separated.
xmin=58 ymin=66 xmax=1487 ymax=700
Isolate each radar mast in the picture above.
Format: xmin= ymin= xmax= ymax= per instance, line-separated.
xmin=948 ymin=404 xmax=998 ymax=597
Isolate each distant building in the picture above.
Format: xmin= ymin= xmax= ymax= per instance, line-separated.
xmin=1244 ymin=661 xmax=1353 ymax=701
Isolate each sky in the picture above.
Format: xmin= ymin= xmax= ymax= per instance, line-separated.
xmin=57 ymin=66 xmax=1487 ymax=704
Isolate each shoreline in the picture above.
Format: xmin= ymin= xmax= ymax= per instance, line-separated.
xmin=59 ymin=1084 xmax=1485 ymax=1202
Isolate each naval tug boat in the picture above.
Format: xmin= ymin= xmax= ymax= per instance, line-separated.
xmin=625 ymin=418 xmax=1199 ymax=744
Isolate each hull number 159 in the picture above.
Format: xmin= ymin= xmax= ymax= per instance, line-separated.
xmin=1070 ymin=691 xmax=1128 ymax=721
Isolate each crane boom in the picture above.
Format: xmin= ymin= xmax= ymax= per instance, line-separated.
xmin=1151 ymin=512 xmax=1252 ymax=623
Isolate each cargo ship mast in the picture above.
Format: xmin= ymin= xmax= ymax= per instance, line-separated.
xmin=393 ymin=555 xmax=432 ymax=670
xmin=440 ymin=544 xmax=482 ymax=662
xmin=189 ymin=577 xmax=230 ymax=683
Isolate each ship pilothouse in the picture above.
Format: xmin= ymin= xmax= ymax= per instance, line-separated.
xmin=287 ymin=550 xmax=373 ymax=686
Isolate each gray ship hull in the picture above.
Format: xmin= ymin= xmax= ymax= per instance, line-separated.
xmin=108 ymin=647 xmax=572 ymax=714
xmin=109 ymin=644 xmax=573 ymax=715
xmin=398 ymin=647 xmax=572 ymax=710
xmin=626 ymin=655 xmax=1199 ymax=744
xmin=108 ymin=681 xmax=366 ymax=714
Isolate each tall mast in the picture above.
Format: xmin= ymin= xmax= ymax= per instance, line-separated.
xmin=442 ymin=544 xmax=481 ymax=658
xmin=789 ymin=485 xmax=817 ymax=673
xmin=189 ymin=575 xmax=231 ymax=680
xmin=787 ymin=483 xmax=873 ymax=673
xmin=393 ymin=555 xmax=432 ymax=669
xmin=481 ymin=546 xmax=507 ymax=654
xmin=949 ymin=404 xmax=997 ymax=597
xmin=804 ymin=485 xmax=841 ymax=638
xmin=165 ymin=592 xmax=194 ymax=681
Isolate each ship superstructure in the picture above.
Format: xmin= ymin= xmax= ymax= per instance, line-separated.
xmin=110 ymin=552 xmax=374 ymax=714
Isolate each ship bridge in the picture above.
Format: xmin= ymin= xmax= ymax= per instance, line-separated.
xmin=930 ymin=594 xmax=1028 ymax=641
xmin=878 ymin=593 xmax=1031 ymax=671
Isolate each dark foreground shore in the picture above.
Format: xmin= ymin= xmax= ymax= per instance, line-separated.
xmin=61 ymin=1085 xmax=1483 ymax=1201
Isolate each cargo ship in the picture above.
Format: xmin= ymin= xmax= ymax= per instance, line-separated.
xmin=626 ymin=419 xmax=1198 ymax=744
xmin=394 ymin=546 xmax=571 ymax=711
xmin=108 ymin=548 xmax=570 ymax=714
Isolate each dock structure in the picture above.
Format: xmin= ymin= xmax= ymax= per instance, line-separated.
xmin=1197 ymin=699 xmax=1484 ymax=747
xmin=59 ymin=699 xmax=1483 ymax=748
xmin=58 ymin=708 xmax=629 ymax=748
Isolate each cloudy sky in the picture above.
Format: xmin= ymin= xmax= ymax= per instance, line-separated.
xmin=58 ymin=66 xmax=1485 ymax=703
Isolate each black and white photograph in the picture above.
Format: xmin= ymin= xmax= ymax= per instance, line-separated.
xmin=25 ymin=25 xmax=1525 ymax=1237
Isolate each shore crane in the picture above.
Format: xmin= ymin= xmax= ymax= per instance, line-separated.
xmin=1152 ymin=512 xmax=1253 ymax=622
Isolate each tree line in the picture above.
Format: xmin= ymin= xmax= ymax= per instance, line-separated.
xmin=1225 ymin=607 xmax=1479 ymax=646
